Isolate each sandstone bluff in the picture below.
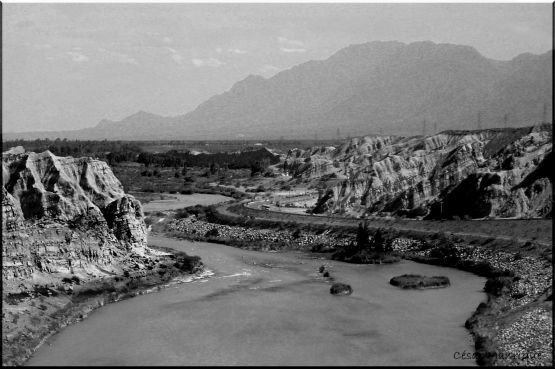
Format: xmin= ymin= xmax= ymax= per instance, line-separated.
xmin=2 ymin=148 xmax=202 ymax=366
xmin=285 ymin=124 xmax=552 ymax=219
xmin=2 ymin=148 xmax=147 ymax=288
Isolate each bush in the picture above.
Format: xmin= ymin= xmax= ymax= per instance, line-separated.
xmin=429 ymin=236 xmax=459 ymax=261
xmin=175 ymin=208 xmax=191 ymax=219
xmin=62 ymin=276 xmax=81 ymax=285
xmin=205 ymin=228 xmax=220 ymax=238
xmin=484 ymin=276 xmax=514 ymax=296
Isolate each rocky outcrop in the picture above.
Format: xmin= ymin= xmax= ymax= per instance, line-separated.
xmin=389 ymin=274 xmax=450 ymax=289
xmin=285 ymin=124 xmax=552 ymax=219
xmin=2 ymin=149 xmax=148 ymax=293
xmin=330 ymin=283 xmax=353 ymax=296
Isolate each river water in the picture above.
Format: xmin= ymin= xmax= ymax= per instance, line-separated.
xmin=28 ymin=235 xmax=485 ymax=366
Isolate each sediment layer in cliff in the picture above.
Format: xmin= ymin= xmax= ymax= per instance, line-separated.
xmin=2 ymin=149 xmax=149 ymax=293
xmin=284 ymin=124 xmax=552 ymax=219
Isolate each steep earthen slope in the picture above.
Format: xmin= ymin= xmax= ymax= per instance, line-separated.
xmin=2 ymin=150 xmax=147 ymax=293
xmin=284 ymin=124 xmax=552 ymax=219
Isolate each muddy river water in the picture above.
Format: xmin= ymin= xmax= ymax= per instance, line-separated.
xmin=28 ymin=234 xmax=486 ymax=366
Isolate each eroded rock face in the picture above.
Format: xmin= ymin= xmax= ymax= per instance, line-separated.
xmin=2 ymin=149 xmax=148 ymax=292
xmin=102 ymin=196 xmax=147 ymax=253
xmin=285 ymin=124 xmax=552 ymax=219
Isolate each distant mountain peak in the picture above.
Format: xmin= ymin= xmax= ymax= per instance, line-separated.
xmin=230 ymin=74 xmax=266 ymax=90
xmin=125 ymin=110 xmax=162 ymax=120
xmin=4 ymin=40 xmax=552 ymax=141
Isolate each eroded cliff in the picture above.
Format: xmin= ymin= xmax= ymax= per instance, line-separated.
xmin=283 ymin=124 xmax=552 ymax=219
xmin=2 ymin=149 xmax=148 ymax=293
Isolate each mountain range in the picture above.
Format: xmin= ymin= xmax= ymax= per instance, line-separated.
xmin=4 ymin=41 xmax=552 ymax=141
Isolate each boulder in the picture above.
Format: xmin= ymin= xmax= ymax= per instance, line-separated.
xmin=330 ymin=283 xmax=353 ymax=296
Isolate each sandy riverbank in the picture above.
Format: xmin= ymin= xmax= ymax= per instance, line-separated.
xmin=2 ymin=249 xmax=204 ymax=366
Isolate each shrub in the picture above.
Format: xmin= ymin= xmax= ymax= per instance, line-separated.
xmin=205 ymin=228 xmax=220 ymax=238
xmin=484 ymin=276 xmax=513 ymax=296
xmin=175 ymin=208 xmax=191 ymax=219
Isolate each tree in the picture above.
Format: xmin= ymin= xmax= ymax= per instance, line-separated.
xmin=371 ymin=228 xmax=386 ymax=253
xmin=138 ymin=152 xmax=154 ymax=167
xmin=250 ymin=158 xmax=270 ymax=177
xmin=209 ymin=162 xmax=219 ymax=175
xmin=356 ymin=222 xmax=371 ymax=249
xmin=370 ymin=228 xmax=393 ymax=253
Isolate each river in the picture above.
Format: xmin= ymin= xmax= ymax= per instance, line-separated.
xmin=28 ymin=234 xmax=485 ymax=366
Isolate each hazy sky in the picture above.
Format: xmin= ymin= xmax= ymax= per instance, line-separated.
xmin=3 ymin=3 xmax=552 ymax=133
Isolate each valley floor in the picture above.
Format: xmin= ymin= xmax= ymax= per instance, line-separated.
xmin=159 ymin=199 xmax=552 ymax=366
xmin=5 ymin=194 xmax=552 ymax=366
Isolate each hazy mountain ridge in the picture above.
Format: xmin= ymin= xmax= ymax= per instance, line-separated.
xmin=4 ymin=41 xmax=552 ymax=140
